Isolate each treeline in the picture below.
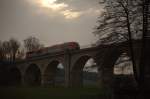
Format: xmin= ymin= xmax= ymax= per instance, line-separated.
xmin=0 ymin=36 xmax=44 ymax=63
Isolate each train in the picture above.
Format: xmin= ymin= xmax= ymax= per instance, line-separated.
xmin=26 ymin=42 xmax=80 ymax=58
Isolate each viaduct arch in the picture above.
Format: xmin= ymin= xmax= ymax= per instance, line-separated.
xmin=24 ymin=64 xmax=41 ymax=86
xmin=9 ymin=67 xmax=21 ymax=86
xmin=43 ymin=60 xmax=65 ymax=86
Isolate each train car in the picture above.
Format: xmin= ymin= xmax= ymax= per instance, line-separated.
xmin=63 ymin=42 xmax=80 ymax=50
xmin=26 ymin=42 xmax=80 ymax=58
xmin=26 ymin=48 xmax=43 ymax=58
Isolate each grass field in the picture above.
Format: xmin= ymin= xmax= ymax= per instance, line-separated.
xmin=0 ymin=86 xmax=110 ymax=99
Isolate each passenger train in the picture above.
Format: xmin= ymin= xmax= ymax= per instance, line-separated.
xmin=26 ymin=42 xmax=80 ymax=58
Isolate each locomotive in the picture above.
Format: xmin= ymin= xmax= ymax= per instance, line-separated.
xmin=26 ymin=42 xmax=80 ymax=58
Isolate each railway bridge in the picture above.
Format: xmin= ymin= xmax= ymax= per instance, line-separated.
xmin=7 ymin=41 xmax=141 ymax=88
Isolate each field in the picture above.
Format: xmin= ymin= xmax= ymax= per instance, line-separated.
xmin=0 ymin=86 xmax=110 ymax=99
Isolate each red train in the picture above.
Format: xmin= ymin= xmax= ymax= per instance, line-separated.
xmin=26 ymin=42 xmax=80 ymax=58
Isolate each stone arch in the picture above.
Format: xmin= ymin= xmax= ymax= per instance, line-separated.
xmin=98 ymin=48 xmax=123 ymax=89
xmin=110 ymin=48 xmax=136 ymax=78
xmin=114 ymin=53 xmax=133 ymax=75
xmin=113 ymin=52 xmax=138 ymax=91
xmin=71 ymin=55 xmax=98 ymax=87
xmin=43 ymin=60 xmax=65 ymax=86
xmin=9 ymin=67 xmax=21 ymax=86
xmin=24 ymin=64 xmax=41 ymax=86
xmin=99 ymin=47 xmax=137 ymax=89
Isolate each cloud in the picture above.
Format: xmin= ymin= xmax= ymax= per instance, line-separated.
xmin=39 ymin=0 xmax=68 ymax=11
xmin=28 ymin=0 xmax=82 ymax=19
xmin=0 ymin=0 xmax=102 ymax=46
xmin=61 ymin=9 xmax=82 ymax=19
xmin=28 ymin=0 xmax=102 ymax=20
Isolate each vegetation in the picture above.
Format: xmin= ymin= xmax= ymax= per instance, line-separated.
xmin=24 ymin=36 xmax=44 ymax=52
xmin=0 ymin=38 xmax=20 ymax=62
xmin=0 ymin=86 xmax=110 ymax=99
xmin=0 ymin=36 xmax=44 ymax=62
xmin=94 ymin=0 xmax=143 ymax=82
xmin=94 ymin=0 xmax=142 ymax=44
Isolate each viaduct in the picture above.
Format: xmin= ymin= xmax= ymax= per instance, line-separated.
xmin=6 ymin=41 xmax=141 ymax=88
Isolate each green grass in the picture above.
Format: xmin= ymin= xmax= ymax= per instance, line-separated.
xmin=0 ymin=86 xmax=110 ymax=99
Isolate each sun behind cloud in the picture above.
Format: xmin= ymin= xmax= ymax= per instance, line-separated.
xmin=29 ymin=0 xmax=82 ymax=19
xmin=28 ymin=0 xmax=102 ymax=20
xmin=40 ymin=0 xmax=68 ymax=11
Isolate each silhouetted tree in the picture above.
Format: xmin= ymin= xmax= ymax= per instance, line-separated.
xmin=2 ymin=41 xmax=12 ymax=61
xmin=9 ymin=38 xmax=20 ymax=62
xmin=23 ymin=36 xmax=44 ymax=52
xmin=138 ymin=0 xmax=150 ymax=87
xmin=94 ymin=0 xmax=142 ymax=81
xmin=94 ymin=0 xmax=142 ymax=44
xmin=16 ymin=48 xmax=25 ymax=60
xmin=0 ymin=38 xmax=20 ymax=62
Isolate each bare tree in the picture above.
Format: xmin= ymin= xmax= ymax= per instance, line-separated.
xmin=24 ymin=36 xmax=44 ymax=52
xmin=16 ymin=48 xmax=25 ymax=60
xmin=94 ymin=0 xmax=142 ymax=44
xmin=2 ymin=41 xmax=11 ymax=61
xmin=9 ymin=38 xmax=20 ymax=62
xmin=94 ymin=0 xmax=142 ymax=81
xmin=0 ymin=38 xmax=20 ymax=62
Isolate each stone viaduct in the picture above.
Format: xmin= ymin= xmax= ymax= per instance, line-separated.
xmin=7 ymin=41 xmax=141 ymax=88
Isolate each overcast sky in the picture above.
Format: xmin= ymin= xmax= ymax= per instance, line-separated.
xmin=0 ymin=0 xmax=103 ymax=46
